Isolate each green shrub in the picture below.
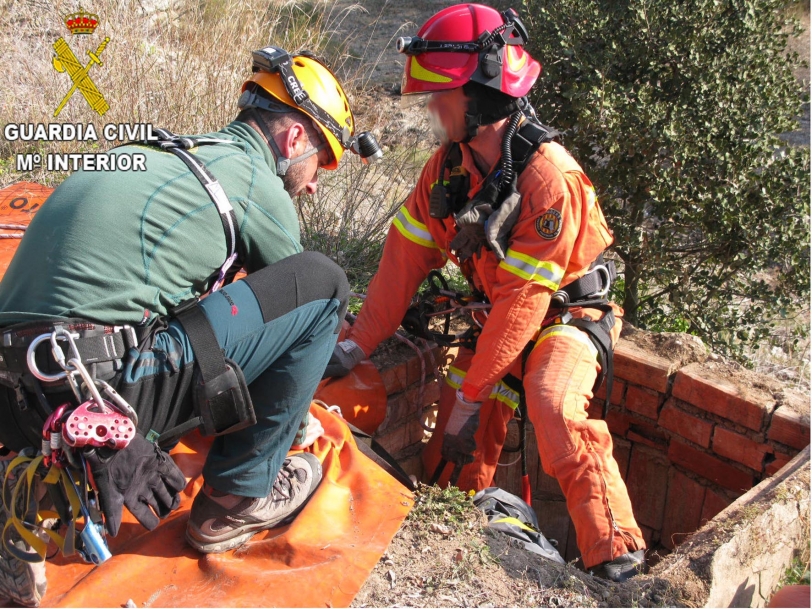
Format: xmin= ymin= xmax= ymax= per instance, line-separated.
xmin=523 ymin=0 xmax=810 ymax=360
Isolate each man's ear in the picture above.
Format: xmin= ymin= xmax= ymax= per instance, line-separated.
xmin=280 ymin=122 xmax=309 ymax=159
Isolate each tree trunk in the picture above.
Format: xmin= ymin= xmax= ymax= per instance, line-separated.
xmin=623 ymin=253 xmax=642 ymax=326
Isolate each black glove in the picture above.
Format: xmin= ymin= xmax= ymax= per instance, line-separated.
xmin=85 ymin=433 xmax=186 ymax=536
xmin=441 ymin=391 xmax=482 ymax=467
xmin=322 ymin=339 xmax=366 ymax=379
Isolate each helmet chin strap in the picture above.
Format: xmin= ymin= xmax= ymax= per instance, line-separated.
xmin=245 ymin=109 xmax=322 ymax=176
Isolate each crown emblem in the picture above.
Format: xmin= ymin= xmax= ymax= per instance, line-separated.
xmin=64 ymin=7 xmax=99 ymax=35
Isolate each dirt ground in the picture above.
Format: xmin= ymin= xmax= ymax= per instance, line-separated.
xmin=352 ymin=485 xmax=691 ymax=608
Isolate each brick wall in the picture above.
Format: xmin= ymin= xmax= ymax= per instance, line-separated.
xmin=368 ymin=332 xmax=810 ymax=562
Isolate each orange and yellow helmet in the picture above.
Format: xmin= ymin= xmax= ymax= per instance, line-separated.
xmin=239 ymin=49 xmax=372 ymax=170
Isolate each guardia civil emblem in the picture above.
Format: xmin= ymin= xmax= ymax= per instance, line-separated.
xmin=52 ymin=7 xmax=110 ymax=117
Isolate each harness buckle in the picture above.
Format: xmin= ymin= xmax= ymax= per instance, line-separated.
xmin=583 ymin=264 xmax=611 ymax=298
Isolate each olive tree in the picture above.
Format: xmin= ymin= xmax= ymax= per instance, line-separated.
xmin=522 ymin=0 xmax=810 ymax=358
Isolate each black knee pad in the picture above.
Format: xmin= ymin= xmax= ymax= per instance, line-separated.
xmin=244 ymin=251 xmax=349 ymax=331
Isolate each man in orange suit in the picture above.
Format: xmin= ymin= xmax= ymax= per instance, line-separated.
xmin=325 ymin=3 xmax=647 ymax=581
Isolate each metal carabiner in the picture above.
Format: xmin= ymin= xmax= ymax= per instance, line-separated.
xmin=66 ymin=357 xmax=106 ymax=410
xmin=26 ymin=329 xmax=80 ymax=383
xmin=95 ymin=379 xmax=139 ymax=426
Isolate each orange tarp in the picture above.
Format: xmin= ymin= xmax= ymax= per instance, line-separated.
xmin=315 ymin=361 xmax=388 ymax=435
xmin=0 ymin=182 xmax=51 ymax=279
xmin=45 ymin=405 xmax=413 ymax=607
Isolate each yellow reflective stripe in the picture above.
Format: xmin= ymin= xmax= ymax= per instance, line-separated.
xmin=535 ymin=324 xmax=598 ymax=356
xmin=410 ymin=57 xmax=453 ymax=84
xmin=491 ymin=516 xmax=536 ymax=533
xmin=499 ymin=249 xmax=564 ymax=290
xmin=393 ymin=205 xmax=437 ymax=249
xmin=586 ymin=185 xmax=597 ymax=209
xmin=445 ymin=365 xmax=466 ymax=389
xmin=489 ymin=381 xmax=520 ymax=410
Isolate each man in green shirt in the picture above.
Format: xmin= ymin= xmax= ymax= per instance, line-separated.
xmin=0 ymin=47 xmax=379 ymax=606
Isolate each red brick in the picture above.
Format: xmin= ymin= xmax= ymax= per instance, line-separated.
xmin=627 ymin=420 xmax=669 ymax=450
xmin=605 ymin=408 xmax=631 ymax=436
xmin=659 ymin=399 xmax=714 ymax=448
xmin=672 ymin=365 xmax=772 ymax=431
xmin=586 ymin=398 xmax=603 ymax=419
xmin=612 ymin=436 xmax=632 ymax=481
xmin=564 ymin=519 xmax=580 ymax=564
xmin=614 ymin=341 xmax=673 ymax=393
xmin=625 ymin=385 xmax=662 ymax=420
xmin=532 ymin=499 xmax=571 ymax=552
xmin=767 ymin=406 xmax=810 ymax=450
xmin=378 ymin=360 xmax=409 ymax=394
xmin=700 ymin=488 xmax=731 ymax=525
xmin=639 ymin=525 xmax=655 ymax=548
xmin=661 ymin=470 xmax=705 ymax=549
xmin=668 ymin=440 xmax=754 ymax=492
xmin=595 ymin=379 xmax=626 ymax=406
xmin=626 ymin=446 xmax=670 ymax=529
xmin=765 ymin=452 xmax=793 ymax=476
xmin=712 ymin=427 xmax=769 ymax=471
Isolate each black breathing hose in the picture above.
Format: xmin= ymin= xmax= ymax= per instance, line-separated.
xmin=499 ymin=111 xmax=522 ymax=191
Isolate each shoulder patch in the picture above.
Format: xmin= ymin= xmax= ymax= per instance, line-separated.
xmin=536 ymin=209 xmax=562 ymax=240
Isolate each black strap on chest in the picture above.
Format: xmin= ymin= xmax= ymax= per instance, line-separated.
xmin=138 ymin=128 xmax=244 ymax=293
xmin=430 ymin=119 xmax=558 ymax=219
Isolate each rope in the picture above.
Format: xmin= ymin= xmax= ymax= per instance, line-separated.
xmin=0 ymin=223 xmax=27 ymax=239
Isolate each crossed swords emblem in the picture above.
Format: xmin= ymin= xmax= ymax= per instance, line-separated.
xmin=52 ymin=36 xmax=110 ymax=117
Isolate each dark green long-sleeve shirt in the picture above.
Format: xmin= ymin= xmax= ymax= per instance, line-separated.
xmin=0 ymin=121 xmax=302 ymax=325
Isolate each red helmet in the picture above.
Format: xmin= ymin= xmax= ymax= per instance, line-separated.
xmin=397 ymin=4 xmax=540 ymax=98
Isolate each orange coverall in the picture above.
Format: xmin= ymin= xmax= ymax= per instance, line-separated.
xmin=349 ymin=136 xmax=645 ymax=568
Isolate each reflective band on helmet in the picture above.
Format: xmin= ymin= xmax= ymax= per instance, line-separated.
xmin=499 ymin=249 xmax=564 ymax=290
xmin=444 ymin=366 xmax=520 ymax=411
xmin=535 ymin=324 xmax=598 ymax=357
xmin=409 ymin=57 xmax=453 ymax=84
xmin=392 ymin=205 xmax=438 ymax=249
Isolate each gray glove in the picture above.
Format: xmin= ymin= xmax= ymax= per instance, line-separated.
xmin=441 ymin=391 xmax=482 ymax=467
xmin=450 ymin=201 xmax=492 ymax=261
xmin=484 ymin=185 xmax=522 ymax=260
xmin=322 ymin=339 xmax=366 ymax=378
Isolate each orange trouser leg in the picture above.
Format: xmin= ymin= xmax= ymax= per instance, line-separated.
xmin=524 ymin=323 xmax=645 ymax=569
xmin=422 ymin=349 xmax=514 ymax=492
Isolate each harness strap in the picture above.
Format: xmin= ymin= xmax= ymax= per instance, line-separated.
xmin=510 ymin=119 xmax=558 ymax=177
xmin=142 ymin=128 xmax=243 ymax=293
xmin=568 ymin=310 xmax=616 ymax=417
xmin=0 ymin=330 xmax=131 ymax=374
xmin=553 ymin=257 xmax=617 ymax=307
xmin=156 ymin=301 xmax=255 ymax=447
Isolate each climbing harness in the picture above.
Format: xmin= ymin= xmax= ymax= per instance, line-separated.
xmin=2 ymin=324 xmax=143 ymax=566
xmin=135 ymin=128 xmax=245 ymax=293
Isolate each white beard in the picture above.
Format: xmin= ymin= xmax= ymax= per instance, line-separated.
xmin=428 ymin=107 xmax=450 ymax=145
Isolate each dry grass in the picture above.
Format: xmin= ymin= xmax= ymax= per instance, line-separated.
xmin=0 ymin=0 xmax=375 ymax=184
xmin=0 ymin=0 xmax=433 ymax=283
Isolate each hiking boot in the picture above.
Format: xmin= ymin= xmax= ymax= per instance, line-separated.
xmin=186 ymin=452 xmax=323 ymax=554
xmin=0 ymin=459 xmax=47 ymax=607
xmin=590 ymin=550 xmax=646 ymax=583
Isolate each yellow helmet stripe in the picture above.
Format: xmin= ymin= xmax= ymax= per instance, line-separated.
xmin=410 ymin=57 xmax=453 ymax=84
